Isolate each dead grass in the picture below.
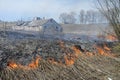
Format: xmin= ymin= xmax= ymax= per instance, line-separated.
xmin=0 ymin=54 xmax=119 ymax=80
xmin=113 ymin=43 xmax=120 ymax=54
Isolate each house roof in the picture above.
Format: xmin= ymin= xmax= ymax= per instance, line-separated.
xmin=28 ymin=19 xmax=49 ymax=27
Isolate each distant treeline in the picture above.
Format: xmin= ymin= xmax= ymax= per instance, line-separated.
xmin=59 ymin=10 xmax=108 ymax=24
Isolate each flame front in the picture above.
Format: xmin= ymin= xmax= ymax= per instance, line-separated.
xmin=86 ymin=52 xmax=94 ymax=56
xmin=7 ymin=43 xmax=113 ymax=68
xmin=28 ymin=57 xmax=40 ymax=68
xmin=95 ymin=45 xmax=112 ymax=56
xmin=103 ymin=44 xmax=111 ymax=51
xmin=8 ymin=56 xmax=41 ymax=69
xmin=47 ymin=58 xmax=58 ymax=65
xmin=64 ymin=46 xmax=81 ymax=66
xmin=96 ymin=47 xmax=105 ymax=55
xmin=64 ymin=55 xmax=74 ymax=66
xmin=106 ymin=35 xmax=117 ymax=41
xmin=8 ymin=61 xmax=18 ymax=68
xmin=71 ymin=46 xmax=81 ymax=57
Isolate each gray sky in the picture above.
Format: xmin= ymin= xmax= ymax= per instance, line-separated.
xmin=0 ymin=0 xmax=94 ymax=21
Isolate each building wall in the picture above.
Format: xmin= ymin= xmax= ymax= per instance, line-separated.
xmin=42 ymin=19 xmax=63 ymax=35
xmin=12 ymin=26 xmax=43 ymax=32
xmin=12 ymin=19 xmax=63 ymax=36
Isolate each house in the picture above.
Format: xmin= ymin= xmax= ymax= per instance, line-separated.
xmin=12 ymin=18 xmax=63 ymax=35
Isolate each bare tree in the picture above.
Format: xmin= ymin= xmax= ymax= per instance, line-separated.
xmin=68 ymin=12 xmax=76 ymax=24
xmin=91 ymin=10 xmax=97 ymax=24
xmin=79 ymin=10 xmax=85 ymax=24
xmin=85 ymin=10 xmax=97 ymax=24
xmin=79 ymin=10 xmax=107 ymax=24
xmin=59 ymin=12 xmax=76 ymax=24
xmin=96 ymin=0 xmax=120 ymax=41
xmin=59 ymin=13 xmax=69 ymax=24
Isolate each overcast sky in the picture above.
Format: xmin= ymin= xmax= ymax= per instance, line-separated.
xmin=0 ymin=0 xmax=94 ymax=21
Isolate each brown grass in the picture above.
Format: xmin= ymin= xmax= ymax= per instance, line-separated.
xmin=0 ymin=54 xmax=119 ymax=80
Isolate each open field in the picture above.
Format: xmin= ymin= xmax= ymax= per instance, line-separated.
xmin=0 ymin=38 xmax=119 ymax=80
xmin=61 ymin=24 xmax=113 ymax=35
xmin=0 ymin=0 xmax=119 ymax=79
xmin=0 ymin=22 xmax=119 ymax=80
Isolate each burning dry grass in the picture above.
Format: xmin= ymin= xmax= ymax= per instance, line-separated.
xmin=106 ymin=35 xmax=117 ymax=41
xmin=97 ymin=33 xmax=118 ymax=42
xmin=0 ymin=40 xmax=120 ymax=80
xmin=7 ymin=56 xmax=41 ymax=69
xmin=93 ymin=44 xmax=115 ymax=57
xmin=1 ymin=54 xmax=119 ymax=80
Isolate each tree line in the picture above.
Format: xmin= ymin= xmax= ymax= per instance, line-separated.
xmin=59 ymin=10 xmax=108 ymax=24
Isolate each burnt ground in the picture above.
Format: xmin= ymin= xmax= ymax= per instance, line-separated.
xmin=0 ymin=37 xmax=119 ymax=80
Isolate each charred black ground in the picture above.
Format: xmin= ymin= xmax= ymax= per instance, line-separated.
xmin=0 ymin=37 xmax=119 ymax=80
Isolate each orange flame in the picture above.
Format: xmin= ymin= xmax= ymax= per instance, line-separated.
xmin=8 ymin=61 xmax=18 ymax=68
xmin=97 ymin=33 xmax=117 ymax=41
xmin=103 ymin=44 xmax=111 ymax=51
xmin=7 ymin=56 xmax=41 ymax=69
xmin=93 ymin=44 xmax=114 ymax=57
xmin=71 ymin=46 xmax=81 ymax=57
xmin=106 ymin=35 xmax=117 ymax=41
xmin=47 ymin=58 xmax=58 ymax=65
xmin=28 ymin=57 xmax=40 ymax=68
xmin=96 ymin=46 xmax=105 ymax=55
xmin=86 ymin=52 xmax=94 ymax=56
xmin=63 ymin=46 xmax=81 ymax=66
xmin=64 ymin=55 xmax=74 ymax=66
xmin=95 ymin=45 xmax=111 ymax=56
